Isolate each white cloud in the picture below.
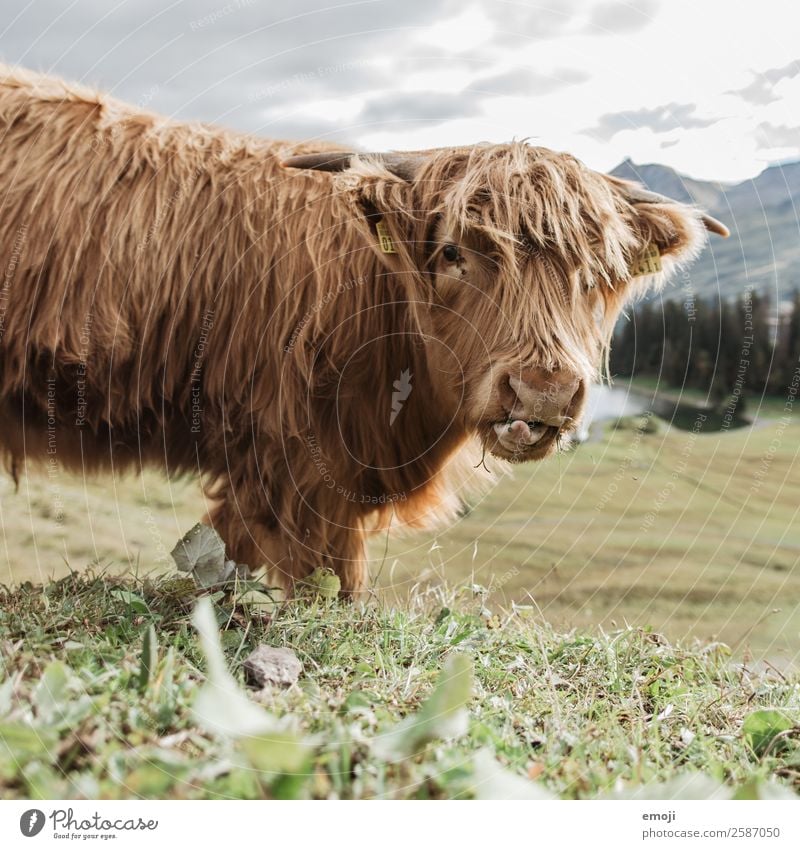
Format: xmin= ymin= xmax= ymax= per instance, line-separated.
xmin=415 ymin=5 xmax=496 ymax=52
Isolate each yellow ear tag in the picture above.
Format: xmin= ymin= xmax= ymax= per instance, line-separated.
xmin=376 ymin=220 xmax=397 ymax=254
xmin=630 ymin=243 xmax=663 ymax=277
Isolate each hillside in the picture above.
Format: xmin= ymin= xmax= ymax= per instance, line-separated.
xmin=610 ymin=158 xmax=800 ymax=304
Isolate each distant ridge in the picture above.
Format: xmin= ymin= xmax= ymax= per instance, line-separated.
xmin=611 ymin=157 xmax=727 ymax=209
xmin=609 ymin=158 xmax=800 ymax=302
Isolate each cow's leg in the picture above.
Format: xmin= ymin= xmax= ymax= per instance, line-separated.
xmin=205 ymin=484 xmax=369 ymax=598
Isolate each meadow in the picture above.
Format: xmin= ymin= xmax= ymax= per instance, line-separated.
xmin=1 ymin=412 xmax=799 ymax=799
xmin=377 ymin=413 xmax=800 ymax=663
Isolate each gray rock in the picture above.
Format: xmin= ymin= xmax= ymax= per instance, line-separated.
xmin=243 ymin=645 xmax=302 ymax=688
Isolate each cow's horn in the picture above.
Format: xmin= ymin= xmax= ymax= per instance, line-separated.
xmin=281 ymin=151 xmax=424 ymax=182
xmin=625 ymin=183 xmax=730 ymax=238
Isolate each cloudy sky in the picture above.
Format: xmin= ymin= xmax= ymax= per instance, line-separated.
xmin=1 ymin=0 xmax=798 ymax=182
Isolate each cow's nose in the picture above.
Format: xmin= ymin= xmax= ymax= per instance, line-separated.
xmin=505 ymin=367 xmax=582 ymax=427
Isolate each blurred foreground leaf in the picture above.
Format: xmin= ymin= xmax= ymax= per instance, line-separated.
xmin=375 ymin=654 xmax=472 ymax=761
xmin=192 ymin=597 xmax=311 ymax=796
xmin=34 ymin=662 xmax=70 ymax=725
xmin=0 ymin=723 xmax=57 ymax=780
xmin=734 ymin=777 xmax=799 ymax=800
xmin=191 ymin=597 xmax=277 ymax=737
xmin=608 ymin=774 xmax=732 ymax=800
xmin=471 ymin=750 xmax=556 ymax=800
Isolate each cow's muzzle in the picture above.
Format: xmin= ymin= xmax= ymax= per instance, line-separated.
xmin=488 ymin=367 xmax=586 ymax=461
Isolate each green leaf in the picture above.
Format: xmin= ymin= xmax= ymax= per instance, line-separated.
xmin=191 ymin=597 xmax=279 ymax=738
xmin=343 ymin=691 xmax=373 ymax=712
xmin=375 ymin=654 xmax=472 ymax=761
xmin=111 ymin=590 xmax=150 ymax=615
xmin=171 ymin=523 xmax=230 ymax=587
xmin=742 ymin=709 xmax=795 ymax=757
xmin=300 ymin=567 xmax=341 ymax=600
xmin=138 ymin=624 xmax=158 ymax=692
xmin=269 ymin=771 xmax=311 ymax=801
xmin=23 ymin=761 xmax=69 ymax=800
xmin=125 ymin=760 xmax=183 ymax=796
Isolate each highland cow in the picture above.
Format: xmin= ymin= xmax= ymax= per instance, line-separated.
xmin=0 ymin=65 xmax=727 ymax=594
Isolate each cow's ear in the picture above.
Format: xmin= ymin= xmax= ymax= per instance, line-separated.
xmin=608 ymin=176 xmax=728 ymax=277
xmin=620 ymin=180 xmax=729 ymax=239
xmin=629 ymin=198 xmax=707 ymax=272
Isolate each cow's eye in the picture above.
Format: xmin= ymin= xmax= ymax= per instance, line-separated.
xmin=442 ymin=244 xmax=460 ymax=262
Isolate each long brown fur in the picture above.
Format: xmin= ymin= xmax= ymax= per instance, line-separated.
xmin=0 ymin=64 xmax=710 ymax=594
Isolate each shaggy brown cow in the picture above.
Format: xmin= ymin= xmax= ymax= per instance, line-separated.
xmin=0 ymin=65 xmax=726 ymax=594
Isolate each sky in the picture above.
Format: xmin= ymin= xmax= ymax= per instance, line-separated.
xmin=1 ymin=0 xmax=798 ymax=183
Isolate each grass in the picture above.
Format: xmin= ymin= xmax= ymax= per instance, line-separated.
xmin=0 ymin=468 xmax=204 ymax=586
xmin=376 ymin=418 xmax=800 ymax=661
xmin=1 ymin=572 xmax=799 ymax=800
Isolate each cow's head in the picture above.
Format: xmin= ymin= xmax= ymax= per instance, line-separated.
xmin=283 ymin=143 xmax=727 ymax=463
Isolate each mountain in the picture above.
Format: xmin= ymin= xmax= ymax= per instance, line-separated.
xmin=722 ymin=160 xmax=800 ymax=209
xmin=611 ymin=157 xmax=727 ymax=209
xmin=609 ymin=158 xmax=800 ymax=304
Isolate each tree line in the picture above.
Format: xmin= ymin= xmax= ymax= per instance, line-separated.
xmin=610 ymin=290 xmax=800 ymax=409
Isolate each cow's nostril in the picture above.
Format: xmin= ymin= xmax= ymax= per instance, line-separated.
xmin=498 ymin=374 xmax=519 ymax=409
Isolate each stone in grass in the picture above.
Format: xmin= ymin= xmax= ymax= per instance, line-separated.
xmin=244 ymin=646 xmax=303 ymax=689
